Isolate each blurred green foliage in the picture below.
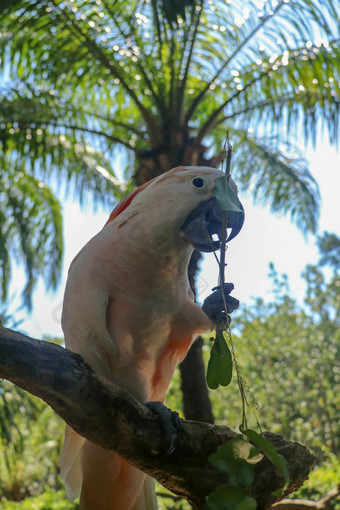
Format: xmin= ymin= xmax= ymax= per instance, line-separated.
xmin=1 ymin=234 xmax=339 ymax=507
xmin=0 ymin=487 xmax=78 ymax=509
xmin=291 ymin=456 xmax=340 ymax=510
xmin=0 ymin=385 xmax=64 ymax=502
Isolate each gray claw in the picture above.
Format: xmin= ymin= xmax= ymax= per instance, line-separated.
xmin=202 ymin=282 xmax=239 ymax=325
xmin=146 ymin=401 xmax=181 ymax=454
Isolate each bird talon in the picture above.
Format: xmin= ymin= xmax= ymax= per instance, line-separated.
xmin=202 ymin=282 xmax=239 ymax=326
xmin=146 ymin=401 xmax=181 ymax=454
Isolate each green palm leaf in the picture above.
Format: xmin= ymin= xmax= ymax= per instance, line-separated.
xmin=231 ymin=131 xmax=320 ymax=233
xmin=0 ymin=169 xmax=63 ymax=308
xmin=218 ymin=42 xmax=340 ymax=146
xmin=0 ymin=86 xmax=128 ymax=202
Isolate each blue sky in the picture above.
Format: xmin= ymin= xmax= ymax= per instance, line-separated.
xmin=6 ymin=140 xmax=340 ymax=339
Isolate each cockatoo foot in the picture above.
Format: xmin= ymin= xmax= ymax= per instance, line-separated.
xmin=202 ymin=282 xmax=239 ymax=329
xmin=146 ymin=401 xmax=181 ymax=454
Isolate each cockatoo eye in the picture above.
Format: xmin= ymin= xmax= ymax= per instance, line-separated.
xmin=191 ymin=177 xmax=207 ymax=190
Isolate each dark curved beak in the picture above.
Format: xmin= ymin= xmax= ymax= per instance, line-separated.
xmin=209 ymin=197 xmax=245 ymax=243
xmin=181 ymin=197 xmax=245 ymax=252
xmin=226 ymin=205 xmax=245 ymax=242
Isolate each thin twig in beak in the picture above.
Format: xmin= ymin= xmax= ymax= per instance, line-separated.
xmin=218 ymin=136 xmax=232 ymax=288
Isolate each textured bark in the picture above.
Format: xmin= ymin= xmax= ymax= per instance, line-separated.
xmin=0 ymin=326 xmax=316 ymax=510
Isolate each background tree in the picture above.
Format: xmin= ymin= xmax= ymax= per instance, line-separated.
xmin=0 ymin=0 xmax=339 ymax=420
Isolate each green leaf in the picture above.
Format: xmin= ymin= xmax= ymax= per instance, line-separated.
xmin=240 ymin=428 xmax=289 ymax=494
xmin=209 ymin=438 xmax=262 ymax=487
xmin=206 ymin=331 xmax=233 ymax=389
xmin=212 ymin=176 xmax=243 ymax=213
xmin=205 ymin=485 xmax=257 ymax=510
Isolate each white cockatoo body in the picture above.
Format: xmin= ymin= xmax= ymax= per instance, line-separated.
xmin=59 ymin=166 xmax=244 ymax=510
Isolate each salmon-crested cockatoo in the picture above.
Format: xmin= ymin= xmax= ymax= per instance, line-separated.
xmin=59 ymin=166 xmax=244 ymax=510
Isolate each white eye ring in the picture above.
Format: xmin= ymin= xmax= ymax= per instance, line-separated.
xmin=191 ymin=176 xmax=208 ymax=190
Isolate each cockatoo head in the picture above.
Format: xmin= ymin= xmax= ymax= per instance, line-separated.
xmin=179 ymin=166 xmax=244 ymax=252
xmin=106 ymin=166 xmax=244 ymax=253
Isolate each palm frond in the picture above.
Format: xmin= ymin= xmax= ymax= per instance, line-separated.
xmin=173 ymin=0 xmax=204 ymax=123
xmin=0 ymin=0 xmax=161 ymax=141
xmin=186 ymin=0 xmax=339 ymax=122
xmin=0 ymin=169 xmax=63 ymax=308
xmin=0 ymin=86 xmax=128 ymax=204
xmin=195 ymin=39 xmax=340 ymax=147
xmin=230 ymin=131 xmax=320 ymax=233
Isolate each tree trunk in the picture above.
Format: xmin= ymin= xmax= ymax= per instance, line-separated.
xmin=181 ymin=248 xmax=215 ymax=423
xmin=180 ymin=337 xmax=214 ymax=423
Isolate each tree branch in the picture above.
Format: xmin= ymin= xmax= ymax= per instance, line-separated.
xmin=0 ymin=326 xmax=315 ymax=510
xmin=271 ymin=486 xmax=340 ymax=510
